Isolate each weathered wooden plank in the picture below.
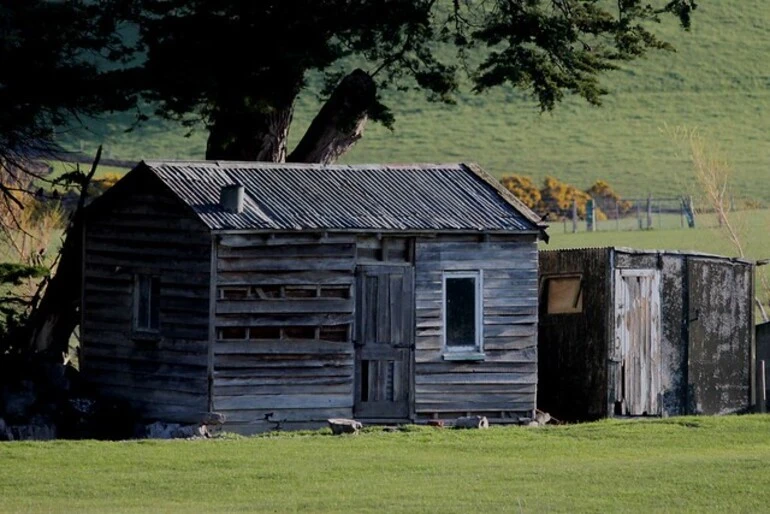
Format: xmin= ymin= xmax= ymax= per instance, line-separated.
xmin=484 ymin=324 xmax=537 ymax=337
xmin=218 ymin=408 xmax=353 ymax=424
xmin=214 ymin=366 xmax=351 ymax=379
xmin=92 ymin=383 xmax=208 ymax=409
xmin=415 ymin=361 xmax=538 ymax=374
xmin=87 ymin=241 xmax=210 ymax=259
xmin=483 ymin=315 xmax=538 ymax=325
xmin=480 ymin=337 xmax=538 ymax=351
xmin=417 ymin=260 xmax=535 ymax=271
xmin=218 ymin=243 xmax=355 ymax=258
xmin=214 ymin=394 xmax=352 ymax=410
xmin=218 ymin=233 xmax=355 ymax=248
xmin=214 ymin=376 xmax=353 ymax=387
xmin=84 ymin=355 xmax=209 ymax=380
xmin=84 ymin=345 xmax=209 ymax=368
xmin=85 ymin=253 xmax=211 ymax=273
xmin=416 ymin=383 xmax=537 ymax=395
xmin=415 ymin=400 xmax=534 ymax=412
xmin=214 ymin=340 xmax=353 ymax=355
xmin=217 ymin=270 xmax=354 ymax=286
xmin=85 ymin=368 xmax=208 ymax=395
xmin=214 ymin=354 xmax=352 ymax=369
xmin=214 ymin=382 xmax=353 ymax=396
xmin=415 ymin=372 xmax=537 ymax=385
xmin=84 ymin=330 xmax=209 ymax=354
xmin=217 ymin=257 xmax=354 ymax=272
xmin=215 ymin=298 xmax=353 ymax=315
xmin=415 ymin=347 xmax=537 ymax=364
xmin=215 ymin=313 xmax=353 ymax=327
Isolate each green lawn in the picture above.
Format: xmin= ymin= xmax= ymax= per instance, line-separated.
xmin=1 ymin=416 xmax=770 ymax=512
xmin=55 ymin=1 xmax=770 ymax=203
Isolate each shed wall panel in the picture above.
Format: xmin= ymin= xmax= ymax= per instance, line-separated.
xmin=212 ymin=233 xmax=357 ymax=431
xmin=414 ymin=236 xmax=538 ymax=419
xmin=82 ymin=173 xmax=211 ymax=424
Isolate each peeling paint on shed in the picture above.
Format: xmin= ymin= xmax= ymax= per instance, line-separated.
xmin=539 ymin=247 xmax=755 ymax=421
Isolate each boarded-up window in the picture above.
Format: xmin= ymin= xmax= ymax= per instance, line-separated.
xmin=444 ymin=272 xmax=481 ymax=350
xmin=545 ymin=276 xmax=583 ymax=314
xmin=134 ymin=275 xmax=160 ymax=331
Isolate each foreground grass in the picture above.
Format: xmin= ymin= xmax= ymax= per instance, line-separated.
xmin=2 ymin=416 xmax=770 ymax=513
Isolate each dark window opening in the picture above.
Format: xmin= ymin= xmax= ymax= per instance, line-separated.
xmin=284 ymin=287 xmax=317 ymax=298
xmin=319 ymin=325 xmax=349 ymax=342
xmin=360 ymin=361 xmax=370 ymax=402
xmin=219 ymin=327 xmax=248 ymax=340
xmin=544 ymin=276 xmax=583 ymax=314
xmin=135 ymin=275 xmax=160 ymax=331
xmin=283 ymin=326 xmax=316 ymax=339
xmin=250 ymin=326 xmax=280 ymax=339
xmin=445 ymin=274 xmax=479 ymax=349
xmin=253 ymin=286 xmax=281 ymax=299
xmin=221 ymin=288 xmax=249 ymax=300
xmin=320 ymin=286 xmax=349 ymax=299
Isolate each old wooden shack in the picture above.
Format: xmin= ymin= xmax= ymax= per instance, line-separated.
xmin=81 ymin=160 xmax=547 ymax=433
xmin=538 ymin=247 xmax=755 ymax=421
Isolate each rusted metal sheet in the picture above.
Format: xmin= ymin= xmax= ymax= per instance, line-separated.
xmin=614 ymin=269 xmax=661 ymax=416
xmin=538 ymin=247 xmax=755 ymax=421
xmin=133 ymin=161 xmax=543 ymax=233
xmin=687 ymin=258 xmax=753 ymax=414
xmin=538 ymin=248 xmax=611 ymax=421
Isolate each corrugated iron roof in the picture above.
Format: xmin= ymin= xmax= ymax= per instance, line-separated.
xmin=137 ymin=160 xmax=546 ymax=233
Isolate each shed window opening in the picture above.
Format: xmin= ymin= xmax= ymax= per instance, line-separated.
xmin=444 ymin=272 xmax=481 ymax=350
xmin=544 ymin=276 xmax=583 ymax=314
xmin=134 ymin=275 xmax=160 ymax=331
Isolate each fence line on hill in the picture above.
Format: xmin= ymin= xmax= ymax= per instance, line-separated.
xmin=539 ymin=195 xmax=763 ymax=234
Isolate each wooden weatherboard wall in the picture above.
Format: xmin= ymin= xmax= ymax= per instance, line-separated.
xmin=81 ymin=171 xmax=212 ymax=424
xmin=211 ymin=233 xmax=357 ymax=434
xmin=413 ymin=236 xmax=539 ymax=421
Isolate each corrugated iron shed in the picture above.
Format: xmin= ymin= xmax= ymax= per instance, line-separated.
xmin=136 ymin=160 xmax=545 ymax=233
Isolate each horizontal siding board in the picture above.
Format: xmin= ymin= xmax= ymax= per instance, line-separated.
xmin=216 ymin=299 xmax=352 ymax=315
xmin=215 ymin=340 xmax=353 ymax=355
xmin=215 ymin=313 xmax=353 ymax=327
xmin=215 ymin=394 xmax=352 ymax=410
xmin=217 ymin=258 xmax=354 ymax=272
xmin=220 ymin=408 xmax=353 ymax=424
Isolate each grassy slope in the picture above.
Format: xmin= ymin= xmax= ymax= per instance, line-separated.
xmin=543 ymin=208 xmax=770 ymax=260
xmin=58 ymin=2 xmax=770 ymax=202
xmin=1 ymin=416 xmax=770 ymax=513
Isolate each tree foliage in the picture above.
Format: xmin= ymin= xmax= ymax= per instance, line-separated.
xmin=113 ymin=0 xmax=698 ymax=161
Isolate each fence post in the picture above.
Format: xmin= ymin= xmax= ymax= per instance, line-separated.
xmin=615 ymin=202 xmax=620 ymax=231
xmin=586 ymin=198 xmax=595 ymax=232
xmin=637 ymin=202 xmax=642 ymax=230
xmin=683 ymin=195 xmax=696 ymax=228
xmin=572 ymin=199 xmax=577 ymax=233
xmin=646 ymin=195 xmax=653 ymax=230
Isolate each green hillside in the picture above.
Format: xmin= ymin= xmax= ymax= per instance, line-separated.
xmin=58 ymin=2 xmax=770 ymax=202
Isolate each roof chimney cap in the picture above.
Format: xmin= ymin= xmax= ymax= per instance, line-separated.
xmin=220 ymin=184 xmax=244 ymax=214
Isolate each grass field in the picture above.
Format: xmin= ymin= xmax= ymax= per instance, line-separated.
xmin=1 ymin=416 xmax=770 ymax=512
xmin=56 ymin=2 xmax=770 ymax=203
xmin=544 ymin=208 xmax=770 ymax=261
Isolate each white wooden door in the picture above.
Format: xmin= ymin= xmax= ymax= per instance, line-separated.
xmin=615 ymin=269 xmax=662 ymax=416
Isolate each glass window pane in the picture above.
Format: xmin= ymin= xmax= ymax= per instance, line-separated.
xmin=137 ymin=276 xmax=150 ymax=329
xmin=446 ymin=277 xmax=477 ymax=347
xmin=149 ymin=277 xmax=160 ymax=329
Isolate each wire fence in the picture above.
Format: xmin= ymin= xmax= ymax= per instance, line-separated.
xmin=544 ymin=195 xmax=764 ymax=234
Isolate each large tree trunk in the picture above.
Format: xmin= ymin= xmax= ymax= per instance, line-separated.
xmin=205 ymin=104 xmax=294 ymax=162
xmin=25 ymin=148 xmax=101 ymax=356
xmin=288 ymin=69 xmax=376 ymax=164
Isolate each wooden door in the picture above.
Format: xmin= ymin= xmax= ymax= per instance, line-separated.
xmin=354 ymin=265 xmax=414 ymax=419
xmin=615 ymin=269 xmax=662 ymax=416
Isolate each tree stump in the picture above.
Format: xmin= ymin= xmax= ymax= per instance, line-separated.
xmin=454 ymin=416 xmax=489 ymax=429
xmin=327 ymin=418 xmax=362 ymax=435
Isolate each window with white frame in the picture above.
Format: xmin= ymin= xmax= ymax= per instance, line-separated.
xmin=443 ymin=271 xmax=482 ymax=352
xmin=134 ymin=275 xmax=160 ymax=331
